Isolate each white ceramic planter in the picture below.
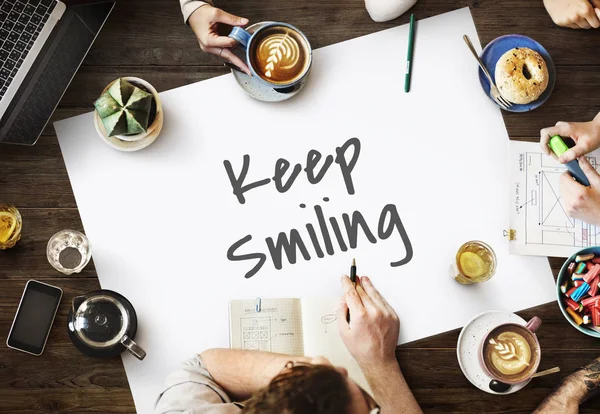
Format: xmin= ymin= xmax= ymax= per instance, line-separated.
xmin=93 ymin=76 xmax=163 ymax=152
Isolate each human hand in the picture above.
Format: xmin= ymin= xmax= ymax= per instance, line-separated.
xmin=337 ymin=275 xmax=399 ymax=371
xmin=543 ymin=0 xmax=600 ymax=29
xmin=188 ymin=5 xmax=251 ymax=75
xmin=540 ymin=114 xmax=600 ymax=163
xmin=560 ymin=157 xmax=600 ymax=226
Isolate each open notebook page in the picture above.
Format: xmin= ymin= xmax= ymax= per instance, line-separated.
xmin=229 ymin=298 xmax=304 ymax=356
xmin=300 ymin=296 xmax=372 ymax=395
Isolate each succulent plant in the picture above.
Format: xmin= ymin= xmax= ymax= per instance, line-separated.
xmin=94 ymin=78 xmax=154 ymax=137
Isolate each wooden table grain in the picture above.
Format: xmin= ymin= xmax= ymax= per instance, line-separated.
xmin=1 ymin=0 xmax=599 ymax=412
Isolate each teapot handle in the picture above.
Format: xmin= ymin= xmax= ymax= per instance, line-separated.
xmin=121 ymin=335 xmax=146 ymax=360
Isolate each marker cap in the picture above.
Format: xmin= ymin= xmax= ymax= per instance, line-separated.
xmin=548 ymin=135 xmax=569 ymax=157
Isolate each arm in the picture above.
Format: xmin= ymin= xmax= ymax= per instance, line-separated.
xmin=337 ymin=275 xmax=423 ymax=414
xmin=534 ymin=357 xmax=600 ymax=413
xmin=180 ymin=0 xmax=212 ymax=24
xmin=543 ymin=0 xmax=600 ymax=29
xmin=200 ymin=349 xmax=312 ymax=401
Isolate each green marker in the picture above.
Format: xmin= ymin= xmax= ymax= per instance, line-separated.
xmin=404 ymin=14 xmax=415 ymax=93
xmin=548 ymin=135 xmax=590 ymax=187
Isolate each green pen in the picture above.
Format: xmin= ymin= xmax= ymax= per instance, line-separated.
xmin=404 ymin=14 xmax=415 ymax=93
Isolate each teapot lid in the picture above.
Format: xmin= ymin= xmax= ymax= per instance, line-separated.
xmin=73 ymin=294 xmax=130 ymax=348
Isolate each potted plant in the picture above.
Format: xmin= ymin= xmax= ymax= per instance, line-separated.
xmin=93 ymin=77 xmax=163 ymax=151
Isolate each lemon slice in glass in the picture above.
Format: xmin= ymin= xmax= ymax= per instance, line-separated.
xmin=0 ymin=211 xmax=17 ymax=243
xmin=459 ymin=251 xmax=486 ymax=278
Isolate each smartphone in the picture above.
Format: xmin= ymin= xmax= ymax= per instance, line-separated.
xmin=7 ymin=280 xmax=63 ymax=356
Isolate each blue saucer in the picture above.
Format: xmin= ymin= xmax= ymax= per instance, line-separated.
xmin=478 ymin=34 xmax=555 ymax=113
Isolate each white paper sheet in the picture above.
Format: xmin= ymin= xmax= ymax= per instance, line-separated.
xmin=54 ymin=8 xmax=556 ymax=413
xmin=509 ymin=140 xmax=600 ymax=257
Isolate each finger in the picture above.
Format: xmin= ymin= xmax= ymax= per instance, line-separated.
xmin=578 ymin=156 xmax=600 ymax=187
xmin=560 ymin=170 xmax=576 ymax=190
xmin=561 ymin=141 xmax=591 ymax=164
xmin=214 ymin=9 xmax=249 ymax=27
xmin=205 ymin=34 xmax=238 ymax=49
xmin=586 ymin=10 xmax=600 ymax=28
xmin=361 ymin=276 xmax=398 ymax=318
xmin=341 ymin=274 xmax=364 ymax=311
xmin=356 ymin=282 xmax=376 ymax=311
xmin=540 ymin=122 xmax=573 ymax=157
xmin=336 ymin=299 xmax=350 ymax=331
xmin=567 ymin=22 xmax=582 ymax=29
xmin=213 ymin=48 xmax=252 ymax=75
xmin=596 ymin=8 xmax=600 ymax=21
xmin=360 ymin=276 xmax=388 ymax=309
xmin=577 ymin=17 xmax=592 ymax=29
xmin=540 ymin=128 xmax=559 ymax=157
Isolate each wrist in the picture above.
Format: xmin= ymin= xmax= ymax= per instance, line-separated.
xmin=360 ymin=357 xmax=401 ymax=378
xmin=561 ymin=370 xmax=589 ymax=404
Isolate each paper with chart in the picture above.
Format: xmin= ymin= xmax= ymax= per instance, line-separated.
xmin=509 ymin=140 xmax=600 ymax=257
xmin=229 ymin=296 xmax=371 ymax=394
xmin=54 ymin=8 xmax=556 ymax=413
xmin=229 ymin=298 xmax=304 ymax=355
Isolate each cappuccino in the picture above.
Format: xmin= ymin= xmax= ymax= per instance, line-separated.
xmin=483 ymin=324 xmax=539 ymax=382
xmin=249 ymin=26 xmax=310 ymax=85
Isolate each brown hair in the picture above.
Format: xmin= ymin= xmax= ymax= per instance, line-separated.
xmin=242 ymin=364 xmax=351 ymax=414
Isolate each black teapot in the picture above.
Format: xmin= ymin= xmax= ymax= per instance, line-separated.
xmin=68 ymin=290 xmax=146 ymax=360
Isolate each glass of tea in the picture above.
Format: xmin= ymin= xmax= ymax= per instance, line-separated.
xmin=453 ymin=240 xmax=497 ymax=284
xmin=0 ymin=204 xmax=22 ymax=250
xmin=47 ymin=229 xmax=92 ymax=275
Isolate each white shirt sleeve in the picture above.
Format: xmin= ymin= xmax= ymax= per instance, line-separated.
xmin=180 ymin=0 xmax=214 ymax=23
xmin=154 ymin=355 xmax=243 ymax=413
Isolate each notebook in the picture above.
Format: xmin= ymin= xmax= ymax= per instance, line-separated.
xmin=229 ymin=296 xmax=372 ymax=395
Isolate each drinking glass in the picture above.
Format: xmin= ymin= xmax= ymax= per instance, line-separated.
xmin=47 ymin=230 xmax=92 ymax=275
xmin=0 ymin=204 xmax=22 ymax=250
xmin=453 ymin=240 xmax=497 ymax=284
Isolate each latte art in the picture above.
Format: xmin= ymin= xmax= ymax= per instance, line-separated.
xmin=483 ymin=324 xmax=540 ymax=382
xmin=250 ymin=27 xmax=310 ymax=85
xmin=488 ymin=332 xmax=531 ymax=375
xmin=260 ymin=34 xmax=300 ymax=79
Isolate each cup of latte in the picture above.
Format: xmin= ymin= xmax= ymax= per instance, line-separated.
xmin=480 ymin=317 xmax=542 ymax=384
xmin=229 ymin=22 xmax=312 ymax=91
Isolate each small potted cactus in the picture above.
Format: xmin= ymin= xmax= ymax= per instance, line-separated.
xmin=93 ymin=77 xmax=163 ymax=151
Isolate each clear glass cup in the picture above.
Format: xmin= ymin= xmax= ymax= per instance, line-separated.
xmin=453 ymin=240 xmax=497 ymax=284
xmin=47 ymin=230 xmax=92 ymax=275
xmin=0 ymin=204 xmax=22 ymax=250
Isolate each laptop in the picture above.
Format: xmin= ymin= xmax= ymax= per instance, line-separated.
xmin=0 ymin=0 xmax=115 ymax=146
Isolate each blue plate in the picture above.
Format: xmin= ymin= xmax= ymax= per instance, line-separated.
xmin=478 ymin=34 xmax=556 ymax=112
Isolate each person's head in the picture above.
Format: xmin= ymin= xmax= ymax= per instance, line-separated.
xmin=242 ymin=357 xmax=379 ymax=414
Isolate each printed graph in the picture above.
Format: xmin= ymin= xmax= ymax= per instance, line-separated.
xmin=241 ymin=317 xmax=271 ymax=351
xmin=523 ymin=153 xmax=598 ymax=247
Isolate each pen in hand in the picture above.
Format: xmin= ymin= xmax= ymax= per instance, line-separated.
xmin=347 ymin=258 xmax=357 ymax=323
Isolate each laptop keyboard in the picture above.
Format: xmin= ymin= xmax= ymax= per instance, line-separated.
xmin=0 ymin=0 xmax=57 ymax=100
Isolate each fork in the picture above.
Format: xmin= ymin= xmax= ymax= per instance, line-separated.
xmin=463 ymin=35 xmax=513 ymax=110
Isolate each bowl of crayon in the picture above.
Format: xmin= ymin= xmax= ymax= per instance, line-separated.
xmin=557 ymin=247 xmax=600 ymax=338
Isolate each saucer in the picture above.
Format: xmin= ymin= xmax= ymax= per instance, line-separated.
xmin=478 ymin=34 xmax=556 ymax=113
xmin=456 ymin=310 xmax=531 ymax=395
xmin=230 ymin=22 xmax=304 ymax=103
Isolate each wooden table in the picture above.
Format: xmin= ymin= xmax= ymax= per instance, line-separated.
xmin=1 ymin=0 xmax=599 ymax=412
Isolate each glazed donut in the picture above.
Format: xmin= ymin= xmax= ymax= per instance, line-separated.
xmin=494 ymin=48 xmax=549 ymax=105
